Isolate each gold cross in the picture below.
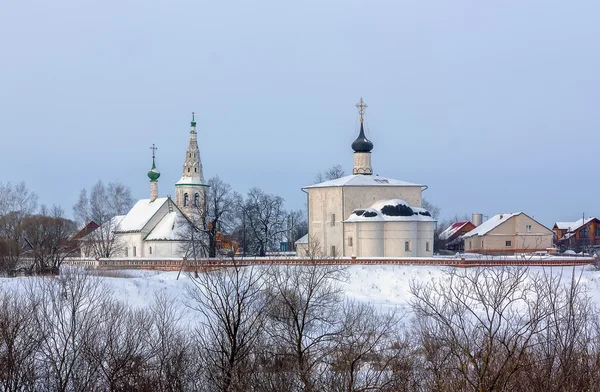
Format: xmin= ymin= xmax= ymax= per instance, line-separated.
xmin=150 ymin=144 xmax=158 ymax=159
xmin=355 ymin=97 xmax=368 ymax=122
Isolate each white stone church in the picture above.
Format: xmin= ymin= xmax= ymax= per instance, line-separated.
xmin=111 ymin=115 xmax=208 ymax=258
xmin=297 ymin=99 xmax=435 ymax=258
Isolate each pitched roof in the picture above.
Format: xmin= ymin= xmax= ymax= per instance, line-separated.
xmin=145 ymin=210 xmax=190 ymax=241
xmin=115 ymin=198 xmax=168 ymax=233
xmin=554 ymin=217 xmax=596 ymax=232
xmin=462 ymin=213 xmax=520 ymax=238
xmin=439 ymin=221 xmax=473 ymax=241
xmin=304 ymin=174 xmax=422 ymax=189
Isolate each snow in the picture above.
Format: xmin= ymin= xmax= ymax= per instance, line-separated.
xmin=295 ymin=234 xmax=308 ymax=244
xmin=439 ymin=221 xmax=470 ymax=241
xmin=4 ymin=265 xmax=600 ymax=321
xmin=555 ymin=217 xmax=596 ymax=232
xmin=116 ymin=198 xmax=168 ymax=232
xmin=304 ymin=174 xmax=422 ymax=189
xmin=345 ymin=199 xmax=435 ymax=222
xmin=145 ymin=211 xmax=189 ymax=241
xmin=463 ymin=212 xmax=520 ymax=238
xmin=175 ymin=176 xmax=207 ymax=185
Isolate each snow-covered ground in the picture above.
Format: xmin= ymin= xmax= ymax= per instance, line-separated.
xmin=3 ymin=265 xmax=600 ymax=322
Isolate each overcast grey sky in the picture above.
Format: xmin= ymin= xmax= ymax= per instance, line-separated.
xmin=1 ymin=0 xmax=598 ymax=227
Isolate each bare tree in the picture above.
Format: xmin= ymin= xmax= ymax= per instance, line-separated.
xmin=0 ymin=288 xmax=41 ymax=391
xmin=20 ymin=205 xmax=77 ymax=273
xmin=73 ymin=180 xmax=133 ymax=258
xmin=314 ymin=164 xmax=345 ymax=184
xmin=205 ymin=176 xmax=237 ymax=258
xmin=421 ymin=198 xmax=440 ymax=220
xmin=0 ymin=182 xmax=38 ymax=271
xmin=29 ymin=267 xmax=111 ymax=392
xmin=186 ymin=260 xmax=267 ymax=391
xmin=410 ymin=267 xmax=552 ymax=392
xmin=240 ymin=188 xmax=288 ymax=256
xmin=264 ymin=264 xmax=348 ymax=391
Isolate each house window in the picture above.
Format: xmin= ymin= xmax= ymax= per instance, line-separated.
xmin=331 ymin=214 xmax=336 ymax=226
xmin=469 ymin=241 xmax=472 ymax=250
xmin=481 ymin=240 xmax=484 ymax=248
xmin=331 ymin=245 xmax=336 ymax=256
xmin=348 ymin=237 xmax=353 ymax=246
xmin=194 ymin=193 xmax=199 ymax=207
xmin=125 ymin=247 xmax=128 ymax=257
xmin=426 ymin=241 xmax=430 ymax=252
xmin=580 ymin=227 xmax=589 ymax=238
xmin=133 ymin=246 xmax=137 ymax=257
xmin=184 ymin=193 xmax=189 ymax=206
xmin=149 ymin=246 xmax=152 ymax=255
xmin=405 ymin=241 xmax=410 ymax=252
xmin=506 ymin=240 xmax=512 ymax=247
xmin=526 ymin=225 xmax=532 ymax=232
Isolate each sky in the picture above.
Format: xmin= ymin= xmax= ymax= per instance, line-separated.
xmin=1 ymin=0 xmax=599 ymax=228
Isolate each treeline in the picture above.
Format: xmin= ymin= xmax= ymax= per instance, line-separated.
xmin=1 ymin=265 xmax=599 ymax=391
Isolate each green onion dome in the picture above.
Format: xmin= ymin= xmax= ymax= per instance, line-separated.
xmin=147 ymin=158 xmax=161 ymax=182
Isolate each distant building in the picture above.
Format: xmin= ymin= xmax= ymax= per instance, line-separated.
xmin=299 ymin=98 xmax=435 ymax=258
xmin=463 ymin=212 xmax=553 ymax=254
xmin=553 ymin=217 xmax=600 ymax=251
xmin=83 ymin=115 xmax=209 ymax=259
xmin=438 ymin=221 xmax=476 ymax=252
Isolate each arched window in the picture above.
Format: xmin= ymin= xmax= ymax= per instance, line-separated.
xmin=188 ymin=168 xmax=190 ymax=173
xmin=184 ymin=193 xmax=189 ymax=206
xmin=194 ymin=167 xmax=197 ymax=172
xmin=194 ymin=193 xmax=199 ymax=207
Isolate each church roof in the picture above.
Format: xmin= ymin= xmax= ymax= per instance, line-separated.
xmin=175 ymin=175 xmax=208 ymax=186
xmin=304 ymin=174 xmax=423 ymax=189
xmin=145 ymin=210 xmax=190 ymax=241
xmin=344 ymin=199 xmax=435 ymax=223
xmin=115 ymin=197 xmax=168 ymax=233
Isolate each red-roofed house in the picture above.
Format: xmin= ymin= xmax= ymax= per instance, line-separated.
xmin=438 ymin=221 xmax=476 ymax=252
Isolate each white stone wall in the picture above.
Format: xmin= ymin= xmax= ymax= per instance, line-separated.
xmin=344 ymin=220 xmax=434 ymax=257
xmin=307 ymin=187 xmax=344 ymax=256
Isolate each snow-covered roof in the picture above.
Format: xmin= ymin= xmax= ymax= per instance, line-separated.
xmin=439 ymin=221 xmax=472 ymax=241
xmin=344 ymin=199 xmax=435 ymax=223
xmin=462 ymin=213 xmax=520 ymax=238
xmin=175 ymin=176 xmax=207 ymax=186
xmin=115 ymin=198 xmax=168 ymax=233
xmin=304 ymin=174 xmax=422 ymax=189
xmin=554 ymin=217 xmax=596 ymax=232
xmin=145 ymin=210 xmax=190 ymax=241
xmin=295 ymin=234 xmax=308 ymax=244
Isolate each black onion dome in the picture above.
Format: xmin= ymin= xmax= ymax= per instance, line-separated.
xmin=351 ymin=122 xmax=373 ymax=153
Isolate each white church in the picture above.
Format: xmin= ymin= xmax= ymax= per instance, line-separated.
xmin=297 ymin=99 xmax=435 ymax=258
xmin=110 ymin=115 xmax=208 ymax=258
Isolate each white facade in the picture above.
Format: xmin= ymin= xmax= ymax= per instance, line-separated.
xmin=301 ymin=100 xmax=435 ymax=258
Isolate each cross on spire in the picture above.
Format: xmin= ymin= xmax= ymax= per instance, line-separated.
xmin=192 ymin=112 xmax=195 ymax=122
xmin=150 ymin=144 xmax=158 ymax=159
xmin=355 ymin=97 xmax=368 ymax=123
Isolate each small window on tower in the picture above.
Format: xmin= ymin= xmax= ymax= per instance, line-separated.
xmin=188 ymin=168 xmax=191 ymax=173
xmin=184 ymin=193 xmax=189 ymax=206
xmin=195 ymin=168 xmax=197 ymax=173
xmin=149 ymin=246 xmax=152 ymax=255
xmin=194 ymin=193 xmax=199 ymax=207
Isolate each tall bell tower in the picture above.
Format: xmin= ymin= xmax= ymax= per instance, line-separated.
xmin=175 ymin=112 xmax=209 ymax=221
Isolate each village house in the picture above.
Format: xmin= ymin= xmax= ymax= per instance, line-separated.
xmin=462 ymin=212 xmax=553 ymax=254
xmin=553 ymin=217 xmax=600 ymax=252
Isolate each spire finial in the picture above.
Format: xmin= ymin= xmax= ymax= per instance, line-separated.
xmin=355 ymin=97 xmax=368 ymax=123
xmin=192 ymin=111 xmax=195 ymax=122
xmin=150 ymin=143 xmax=157 ymax=159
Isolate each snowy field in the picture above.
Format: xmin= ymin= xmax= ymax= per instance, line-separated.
xmin=2 ymin=265 xmax=600 ymax=324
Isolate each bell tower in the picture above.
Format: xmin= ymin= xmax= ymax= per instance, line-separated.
xmin=175 ymin=112 xmax=209 ymax=221
xmin=351 ymin=97 xmax=374 ymax=175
